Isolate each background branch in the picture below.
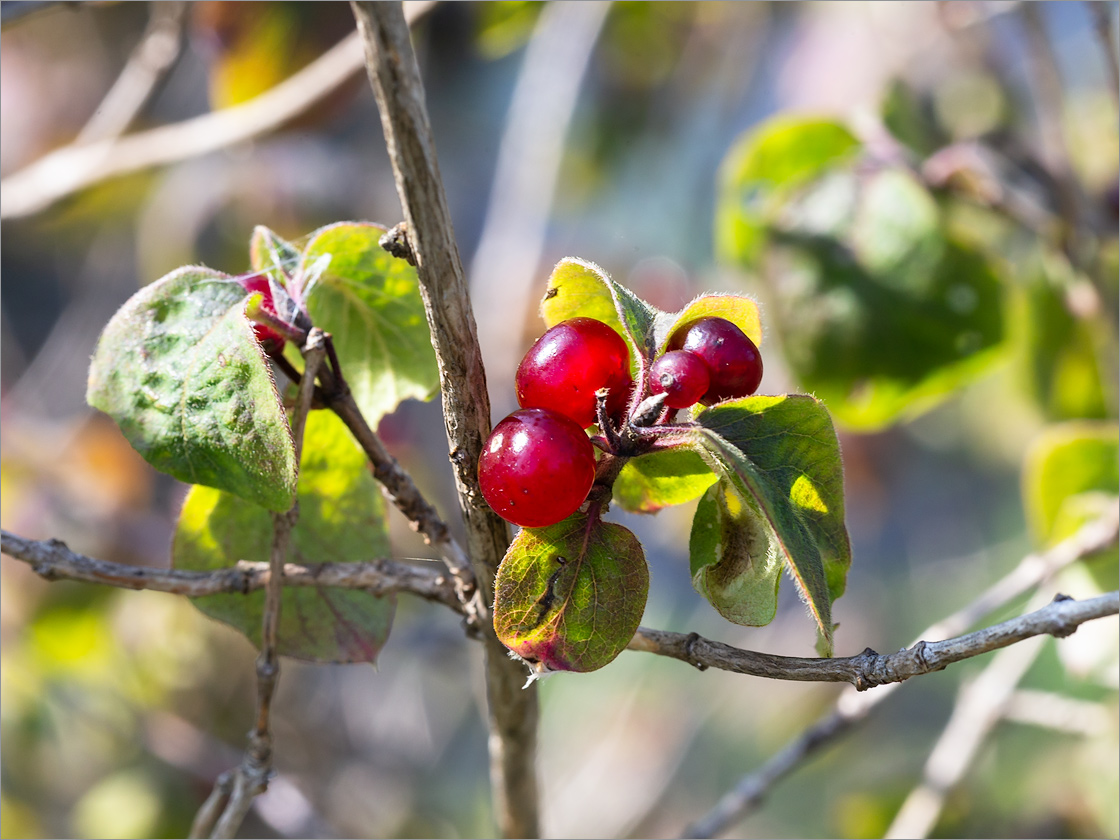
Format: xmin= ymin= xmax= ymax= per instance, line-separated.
xmin=349 ymin=4 xmax=539 ymax=836
xmin=0 ymin=529 xmax=464 ymax=612
xmin=635 ymin=591 xmax=1116 ymax=688
xmin=0 ymin=1 xmax=435 ymax=220
xmin=681 ymin=503 xmax=1118 ymax=838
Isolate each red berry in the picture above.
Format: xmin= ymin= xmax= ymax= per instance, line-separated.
xmin=516 ymin=318 xmax=632 ymax=428
xmin=478 ymin=408 xmax=596 ymax=528
xmin=238 ymin=274 xmax=286 ymax=349
xmin=649 ymin=350 xmax=711 ymax=409
xmin=666 ymin=317 xmax=763 ymax=404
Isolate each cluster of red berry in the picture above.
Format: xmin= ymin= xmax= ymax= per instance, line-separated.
xmin=478 ymin=315 xmax=763 ymax=528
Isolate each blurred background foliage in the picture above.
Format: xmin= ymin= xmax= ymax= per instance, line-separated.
xmin=1 ymin=1 xmax=1117 ymax=838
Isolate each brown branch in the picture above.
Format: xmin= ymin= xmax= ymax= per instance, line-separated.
xmin=1 ymin=529 xmax=463 ymax=611
xmin=311 ymin=347 xmax=480 ymax=622
xmin=349 ymin=4 xmax=538 ymax=837
xmin=74 ymin=1 xmax=188 ymax=145
xmin=680 ymin=502 xmax=1119 ymax=839
xmin=195 ymin=332 xmax=322 ymax=839
xmin=635 ymin=591 xmax=1117 ymax=690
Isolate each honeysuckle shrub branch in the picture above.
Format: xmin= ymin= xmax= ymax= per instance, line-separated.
xmin=80 ymin=222 xmax=851 ymax=676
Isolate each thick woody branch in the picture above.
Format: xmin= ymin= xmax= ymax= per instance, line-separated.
xmin=633 ymin=591 xmax=1117 ymax=689
xmin=0 ymin=531 xmax=463 ymax=614
xmin=349 ymin=4 xmax=538 ymax=837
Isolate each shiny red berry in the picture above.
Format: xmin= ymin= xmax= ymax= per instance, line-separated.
xmin=516 ymin=317 xmax=632 ymax=428
xmin=649 ymin=350 xmax=711 ymax=409
xmin=478 ymin=408 xmax=596 ymax=528
xmin=666 ymin=317 xmax=762 ymax=404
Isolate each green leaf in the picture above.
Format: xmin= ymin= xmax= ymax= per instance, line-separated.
xmin=715 ymin=116 xmax=861 ymax=266
xmin=1024 ymin=422 xmax=1119 ymax=545
xmin=852 ymin=169 xmax=943 ymax=287
xmin=300 ymin=222 xmax=438 ymax=425
xmin=87 ymin=267 xmax=297 ymax=512
xmin=690 ymin=481 xmax=782 ymax=626
xmin=249 ymin=225 xmax=302 ymax=282
xmin=688 ymin=395 xmax=851 ymax=654
xmin=614 ymin=448 xmax=717 ymax=513
xmin=1016 ymin=252 xmax=1110 ymax=421
xmin=768 ymin=234 xmax=1006 ymax=430
xmin=172 ymin=411 xmax=395 ymax=663
xmin=541 ymin=257 xmax=659 ymax=372
xmin=493 ymin=513 xmax=648 ymax=674
xmin=659 ymin=293 xmax=763 ymax=352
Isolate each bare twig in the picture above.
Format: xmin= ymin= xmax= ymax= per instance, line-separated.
xmin=884 ymin=631 xmax=1047 ymax=839
xmin=681 ymin=503 xmax=1119 ymax=838
xmin=635 ymin=591 xmax=1116 ymax=689
xmin=0 ymin=1 xmax=435 ymax=220
xmin=74 ymin=1 xmax=187 ymax=145
xmin=195 ymin=331 xmax=324 ymax=840
xmin=349 ymin=4 xmax=539 ymax=836
xmin=1002 ymin=688 xmax=1114 ymax=737
xmin=310 ymin=351 xmax=480 ymax=621
xmin=0 ymin=529 xmax=463 ymax=610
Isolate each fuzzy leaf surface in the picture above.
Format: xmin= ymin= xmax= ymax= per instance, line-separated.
xmin=173 ymin=411 xmax=395 ymax=663
xmin=614 ymin=449 xmax=717 ymax=514
xmin=87 ymin=267 xmax=296 ymax=511
xmin=690 ymin=481 xmax=782 ymax=626
xmin=493 ymin=513 xmax=648 ymax=673
xmin=541 ymin=257 xmax=658 ymax=372
xmin=658 ymin=293 xmax=763 ymax=352
xmin=301 ymin=222 xmax=438 ymax=424
xmin=688 ymin=395 xmax=850 ymax=654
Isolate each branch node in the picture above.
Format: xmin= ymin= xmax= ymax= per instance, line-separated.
xmin=685 ymin=632 xmax=708 ymax=671
xmin=379 ymin=221 xmax=417 ymax=266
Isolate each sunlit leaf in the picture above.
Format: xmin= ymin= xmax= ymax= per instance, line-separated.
xmin=493 ymin=513 xmax=648 ymax=673
xmin=173 ymin=411 xmax=395 ymax=663
xmin=716 ymin=116 xmax=860 ymax=267
xmin=87 ymin=267 xmax=296 ymax=512
xmin=659 ymin=293 xmax=763 ymax=352
xmin=687 ymin=395 xmax=850 ymax=654
xmin=541 ymin=257 xmax=658 ymax=372
xmin=301 ymin=222 xmax=438 ymax=425
xmin=613 ymin=448 xmax=717 ymax=513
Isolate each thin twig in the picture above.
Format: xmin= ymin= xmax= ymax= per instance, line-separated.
xmin=0 ymin=1 xmax=435 ymax=220
xmin=635 ymin=591 xmax=1116 ymax=688
xmin=74 ymin=1 xmax=187 ymax=145
xmin=311 ymin=350 xmax=480 ymax=622
xmin=349 ymin=4 xmax=539 ymax=836
xmin=0 ymin=530 xmax=463 ymax=609
xmin=200 ymin=331 xmax=324 ymax=840
xmin=680 ymin=503 xmax=1118 ymax=838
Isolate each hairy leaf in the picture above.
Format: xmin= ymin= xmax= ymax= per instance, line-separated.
xmin=614 ymin=448 xmax=717 ymax=514
xmin=173 ymin=411 xmax=395 ymax=663
xmin=87 ymin=267 xmax=296 ymax=512
xmin=688 ymin=395 xmax=850 ymax=654
xmin=658 ymin=293 xmax=763 ymax=353
xmin=541 ymin=257 xmax=659 ymax=373
xmin=301 ymin=222 xmax=438 ymax=425
xmin=690 ymin=481 xmax=782 ymax=626
xmin=493 ymin=513 xmax=648 ymax=674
